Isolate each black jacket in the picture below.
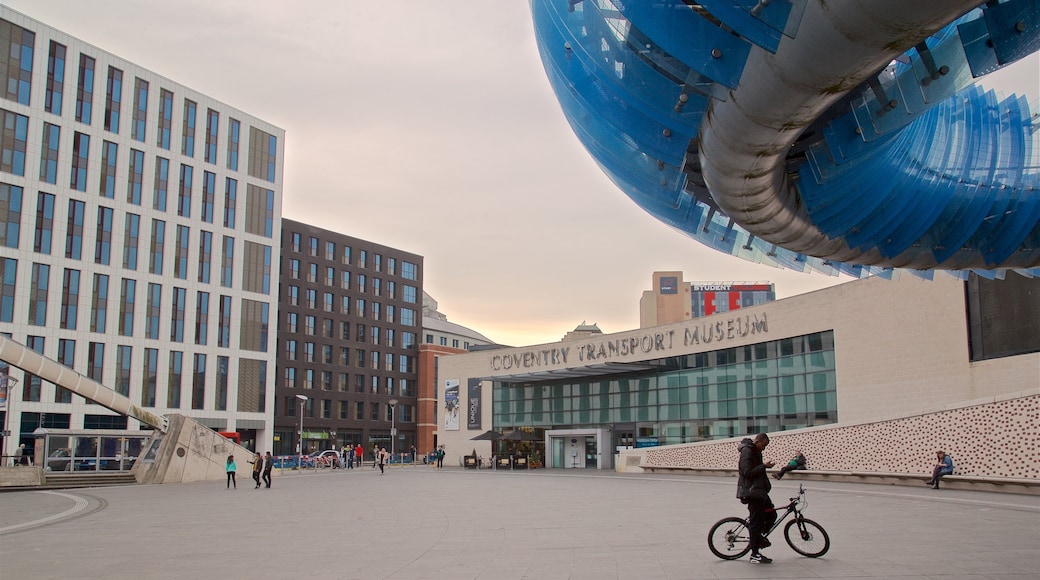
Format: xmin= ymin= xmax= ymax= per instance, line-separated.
xmin=736 ymin=438 xmax=771 ymax=501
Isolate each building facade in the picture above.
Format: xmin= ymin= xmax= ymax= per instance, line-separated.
xmin=437 ymin=273 xmax=1039 ymax=471
xmin=0 ymin=7 xmax=284 ymax=460
xmin=640 ymin=271 xmax=775 ymax=326
xmin=416 ymin=293 xmax=496 ymax=456
xmin=275 ymin=219 xmax=423 ymax=460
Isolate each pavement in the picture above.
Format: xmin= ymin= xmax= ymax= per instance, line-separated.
xmin=1 ymin=464 xmax=1038 ymax=579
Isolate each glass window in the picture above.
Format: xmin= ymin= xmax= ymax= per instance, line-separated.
xmin=46 ymin=41 xmax=66 ymax=115
xmin=75 ymin=54 xmax=95 ymax=124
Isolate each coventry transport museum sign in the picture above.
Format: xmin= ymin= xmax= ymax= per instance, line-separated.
xmin=488 ymin=312 xmax=768 ymax=371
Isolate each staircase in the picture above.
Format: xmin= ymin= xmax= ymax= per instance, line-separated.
xmin=44 ymin=472 xmax=137 ymax=488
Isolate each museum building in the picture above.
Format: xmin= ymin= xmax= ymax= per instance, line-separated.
xmin=436 ymin=273 xmax=1039 ymax=473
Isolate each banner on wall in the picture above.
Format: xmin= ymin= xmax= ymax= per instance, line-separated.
xmin=444 ymin=380 xmax=460 ymax=431
xmin=467 ymin=379 xmax=481 ymax=430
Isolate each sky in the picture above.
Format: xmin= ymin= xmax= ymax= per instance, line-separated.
xmin=7 ymin=1 xmax=1038 ymax=347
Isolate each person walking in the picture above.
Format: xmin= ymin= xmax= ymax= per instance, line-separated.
xmin=378 ymin=447 xmax=389 ymax=474
xmin=262 ymin=451 xmax=273 ymax=488
xmin=249 ymin=452 xmax=263 ymax=488
xmin=436 ymin=446 xmax=445 ymax=469
xmin=13 ymin=443 xmax=24 ymax=466
xmin=346 ymin=445 xmax=354 ymax=469
xmin=736 ymin=433 xmax=776 ymax=564
xmin=354 ymin=444 xmax=363 ymax=470
xmin=226 ymin=455 xmax=237 ymax=489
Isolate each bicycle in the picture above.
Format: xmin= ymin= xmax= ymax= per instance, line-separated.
xmin=707 ymin=484 xmax=830 ymax=559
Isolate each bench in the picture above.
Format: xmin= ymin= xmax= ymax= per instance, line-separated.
xmin=639 ymin=465 xmax=1039 ymax=495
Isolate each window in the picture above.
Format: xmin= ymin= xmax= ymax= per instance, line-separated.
xmin=198 ymin=230 xmax=212 ymax=283
xmin=204 ymin=108 xmax=219 ymax=164
xmin=177 ymin=164 xmax=193 ymax=217
xmin=0 ymin=109 xmax=28 ymax=176
xmin=65 ymin=199 xmax=84 ymax=259
xmin=116 ymin=345 xmax=131 ymax=396
xmin=145 ymin=283 xmax=162 ymax=339
xmin=39 ymin=123 xmax=60 ymax=184
xmin=149 ymin=219 xmax=165 ymax=274
xmin=223 ymin=178 xmax=237 ymax=228
xmin=153 ymin=157 xmax=169 ymax=211
xmin=70 ymin=132 xmax=89 ymax=191
xmin=104 ymin=66 xmax=122 ymax=133
xmin=131 ymin=78 xmax=148 ymax=142
xmin=226 ymin=118 xmax=240 ymax=171
xmin=157 ymin=88 xmax=173 ymax=149
xmin=127 ymin=149 xmax=144 ymax=204
xmin=181 ymin=99 xmax=196 ymax=157
xmin=403 ymin=285 xmax=418 ymax=304
xmin=174 ymin=225 xmax=190 ymax=279
xmin=119 ymin=278 xmax=136 ymax=336
xmin=195 ymin=291 xmax=209 ymax=345
xmin=325 ymin=241 xmax=335 ymax=261
xmin=123 ymin=213 xmax=140 ymax=270
xmin=94 ymin=206 xmax=113 ymax=265
xmin=142 ymin=348 xmax=158 ymax=407
xmin=400 ymin=308 xmax=416 ymax=327
xmin=90 ymin=274 xmax=108 ymax=333
xmin=33 ymin=192 xmax=55 ymax=254
xmin=0 ymin=258 xmax=16 ymax=322
xmin=192 ymin=353 xmax=206 ymax=410
xmin=217 ymin=295 xmax=232 ymax=348
xmin=99 ymin=140 xmax=118 ymax=198
xmin=46 ymin=41 xmax=66 ymax=115
xmin=402 ymin=261 xmax=417 ymax=280
xmin=60 ymin=269 xmax=80 ymax=330
xmin=170 ymin=287 xmax=186 ymax=342
xmin=201 ymin=171 xmax=215 ymax=223
xmin=75 ymin=54 xmax=95 ymax=124
xmin=220 ymin=236 xmax=234 ymax=288
xmin=247 ymin=126 xmax=277 ymax=182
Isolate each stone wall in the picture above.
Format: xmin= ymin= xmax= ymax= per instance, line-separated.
xmin=622 ymin=392 xmax=1039 ymax=479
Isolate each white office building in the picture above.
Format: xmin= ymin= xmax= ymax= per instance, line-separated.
xmin=0 ymin=7 xmax=284 ymax=460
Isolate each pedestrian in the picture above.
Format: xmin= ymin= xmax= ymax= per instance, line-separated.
xmin=774 ymin=450 xmax=807 ymax=480
xmin=262 ymin=451 xmax=273 ymax=488
xmin=410 ymin=445 xmax=416 ymax=464
xmin=354 ymin=444 xmax=363 ymax=470
xmin=226 ymin=454 xmax=237 ymax=489
xmin=736 ymin=433 xmax=776 ymax=564
xmin=926 ymin=450 xmax=954 ymax=489
xmin=436 ymin=446 xmax=445 ymax=469
xmin=342 ymin=447 xmax=349 ymax=469
xmin=378 ymin=447 xmax=389 ymax=474
xmin=249 ymin=452 xmax=263 ymax=488
xmin=13 ymin=443 xmax=24 ymax=467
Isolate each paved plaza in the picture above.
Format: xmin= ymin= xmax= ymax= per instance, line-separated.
xmin=1 ymin=466 xmax=1038 ymax=579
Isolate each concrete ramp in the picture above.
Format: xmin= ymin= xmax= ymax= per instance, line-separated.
xmin=133 ymin=415 xmax=260 ymax=485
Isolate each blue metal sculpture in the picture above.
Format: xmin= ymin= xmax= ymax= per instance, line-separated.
xmin=530 ymin=0 xmax=1040 ymax=278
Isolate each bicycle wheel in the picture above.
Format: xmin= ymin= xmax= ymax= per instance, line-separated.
xmin=707 ymin=517 xmax=752 ymax=560
xmin=783 ymin=517 xmax=830 ymax=557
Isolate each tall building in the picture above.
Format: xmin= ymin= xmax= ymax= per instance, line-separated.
xmin=275 ymin=219 xmax=423 ymax=459
xmin=640 ymin=271 xmax=774 ymax=327
xmin=0 ymin=7 xmax=284 ymax=458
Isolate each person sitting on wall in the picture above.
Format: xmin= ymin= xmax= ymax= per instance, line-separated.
xmin=926 ymin=450 xmax=954 ymax=489
xmin=773 ymin=450 xmax=807 ymax=480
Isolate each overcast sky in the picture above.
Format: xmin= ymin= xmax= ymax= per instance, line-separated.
xmin=8 ymin=1 xmax=1037 ymax=347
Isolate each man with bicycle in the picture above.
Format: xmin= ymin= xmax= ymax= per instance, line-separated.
xmin=736 ymin=433 xmax=776 ymax=564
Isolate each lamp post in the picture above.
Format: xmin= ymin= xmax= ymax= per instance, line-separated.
xmin=388 ymin=398 xmax=398 ymax=466
xmin=295 ymin=394 xmax=308 ymax=469
xmin=1 ymin=374 xmax=19 ymax=466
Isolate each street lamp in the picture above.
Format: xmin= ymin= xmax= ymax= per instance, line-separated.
xmin=388 ymin=398 xmax=398 ymax=466
xmin=295 ymin=394 xmax=308 ymax=469
xmin=1 ymin=373 xmax=20 ymax=466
